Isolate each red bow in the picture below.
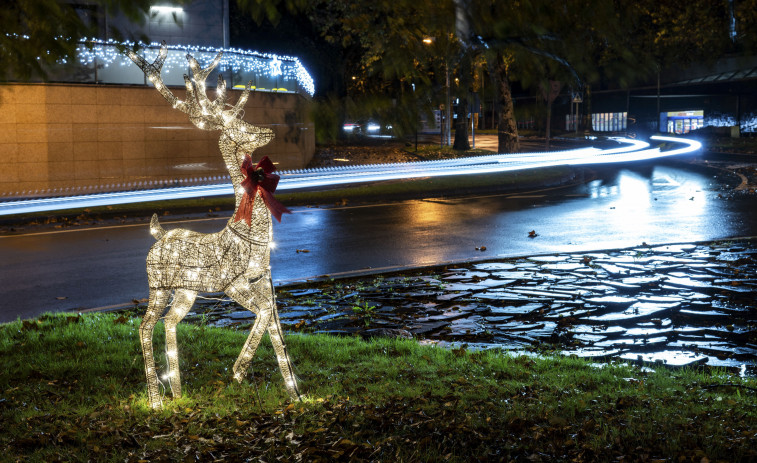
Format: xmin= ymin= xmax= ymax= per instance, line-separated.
xmin=234 ymin=155 xmax=291 ymax=224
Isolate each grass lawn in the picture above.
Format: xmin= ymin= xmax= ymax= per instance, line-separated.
xmin=1 ymin=312 xmax=755 ymax=462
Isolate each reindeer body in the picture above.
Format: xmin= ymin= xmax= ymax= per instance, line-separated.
xmin=147 ymin=201 xmax=270 ymax=293
xmin=128 ymin=44 xmax=300 ymax=409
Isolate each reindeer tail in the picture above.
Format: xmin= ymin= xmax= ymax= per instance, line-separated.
xmin=149 ymin=214 xmax=166 ymax=240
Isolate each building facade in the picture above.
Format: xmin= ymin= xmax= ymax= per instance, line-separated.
xmin=0 ymin=0 xmax=314 ymax=199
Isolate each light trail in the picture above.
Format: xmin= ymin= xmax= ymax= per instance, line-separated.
xmin=0 ymin=136 xmax=700 ymax=217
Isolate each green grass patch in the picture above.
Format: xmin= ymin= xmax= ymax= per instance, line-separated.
xmin=403 ymin=144 xmax=495 ymax=160
xmin=2 ymin=312 xmax=754 ymax=461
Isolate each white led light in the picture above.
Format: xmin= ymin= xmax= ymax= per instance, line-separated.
xmin=269 ymin=56 xmax=282 ymax=77
xmin=150 ymin=6 xmax=184 ymax=14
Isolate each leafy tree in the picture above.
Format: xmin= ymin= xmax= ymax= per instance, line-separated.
xmin=615 ymin=0 xmax=756 ymax=131
xmin=235 ymin=0 xmax=458 ymax=143
xmin=467 ymin=0 xmax=646 ymax=151
xmin=0 ymin=0 xmax=169 ymax=82
xmin=632 ymin=0 xmax=733 ymax=67
xmin=733 ymin=0 xmax=757 ymax=52
xmin=235 ymin=0 xmax=757 ymax=149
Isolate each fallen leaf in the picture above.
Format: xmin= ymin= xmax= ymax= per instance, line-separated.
xmin=549 ymin=416 xmax=568 ymax=427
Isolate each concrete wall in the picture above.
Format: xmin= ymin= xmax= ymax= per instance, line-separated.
xmin=0 ymin=83 xmax=314 ymax=198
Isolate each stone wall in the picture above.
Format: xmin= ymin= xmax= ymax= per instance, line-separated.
xmin=0 ymin=83 xmax=314 ymax=198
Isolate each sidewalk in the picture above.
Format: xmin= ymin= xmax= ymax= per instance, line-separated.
xmin=118 ymin=238 xmax=757 ymax=375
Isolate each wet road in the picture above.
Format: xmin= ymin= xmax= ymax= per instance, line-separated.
xmin=1 ymin=157 xmax=756 ymax=322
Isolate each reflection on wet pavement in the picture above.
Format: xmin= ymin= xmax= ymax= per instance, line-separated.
xmin=149 ymin=240 xmax=757 ymax=376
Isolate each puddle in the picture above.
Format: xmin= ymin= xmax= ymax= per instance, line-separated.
xmin=619 ymin=351 xmax=708 ymax=367
xmin=125 ymin=239 xmax=757 ymax=376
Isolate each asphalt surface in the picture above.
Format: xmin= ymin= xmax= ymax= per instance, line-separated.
xmin=1 ymin=156 xmax=755 ymax=322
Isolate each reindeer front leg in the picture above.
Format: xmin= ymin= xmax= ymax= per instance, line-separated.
xmin=163 ymin=289 xmax=197 ymax=399
xmin=226 ymin=276 xmax=274 ymax=382
xmin=140 ymin=289 xmax=171 ymax=409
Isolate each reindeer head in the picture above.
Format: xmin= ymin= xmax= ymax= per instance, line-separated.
xmin=127 ymin=43 xmax=274 ymax=154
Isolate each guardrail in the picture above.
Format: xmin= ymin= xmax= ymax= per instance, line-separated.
xmin=16 ymin=39 xmax=315 ymax=96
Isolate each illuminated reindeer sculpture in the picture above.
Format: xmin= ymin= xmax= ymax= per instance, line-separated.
xmin=127 ymin=44 xmax=300 ymax=408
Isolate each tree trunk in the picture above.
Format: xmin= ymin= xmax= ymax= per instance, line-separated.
xmin=453 ymin=52 xmax=471 ymax=151
xmin=585 ymin=85 xmax=591 ymax=133
xmin=545 ymin=101 xmax=551 ymax=150
xmin=492 ymin=52 xmax=519 ymax=153
xmin=541 ymin=80 xmax=562 ymax=150
xmin=453 ymin=95 xmax=470 ymax=150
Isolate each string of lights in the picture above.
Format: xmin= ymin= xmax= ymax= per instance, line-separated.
xmin=76 ymin=39 xmax=314 ymax=95
xmin=74 ymin=39 xmax=314 ymax=95
xmin=3 ymin=33 xmax=315 ymax=95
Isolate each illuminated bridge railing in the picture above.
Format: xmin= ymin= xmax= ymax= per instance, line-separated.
xmin=33 ymin=39 xmax=315 ymax=96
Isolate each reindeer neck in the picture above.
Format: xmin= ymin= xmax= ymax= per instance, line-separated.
xmin=218 ymin=134 xmax=272 ymax=236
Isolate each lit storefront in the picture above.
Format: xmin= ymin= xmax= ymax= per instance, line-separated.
xmin=661 ymin=110 xmax=704 ymax=134
xmin=590 ymin=112 xmax=628 ymax=132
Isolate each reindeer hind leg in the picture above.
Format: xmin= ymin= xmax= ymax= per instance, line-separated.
xmin=268 ymin=303 xmax=301 ymax=401
xmin=226 ymin=276 xmax=273 ymax=383
xmin=163 ymin=288 xmax=197 ymax=399
xmin=140 ymin=289 xmax=171 ymax=409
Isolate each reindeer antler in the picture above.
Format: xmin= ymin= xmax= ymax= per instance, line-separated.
xmin=127 ymin=42 xmax=255 ymax=132
xmin=127 ymin=44 xmax=191 ymax=113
